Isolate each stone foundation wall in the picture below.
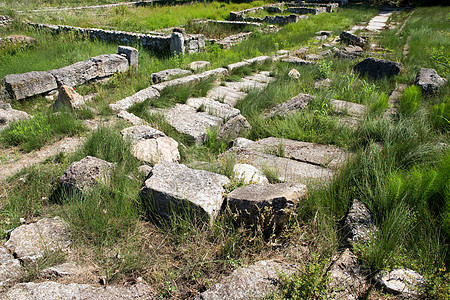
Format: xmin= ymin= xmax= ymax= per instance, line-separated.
xmin=27 ymin=22 xmax=205 ymax=55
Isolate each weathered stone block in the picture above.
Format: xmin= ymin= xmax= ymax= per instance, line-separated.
xmin=170 ymin=31 xmax=185 ymax=55
xmin=264 ymin=93 xmax=315 ymax=118
xmin=118 ymin=45 xmax=139 ymax=69
xmin=151 ymin=68 xmax=191 ymax=84
xmin=414 ymin=68 xmax=447 ymax=94
xmin=218 ymin=114 xmax=252 ymax=140
xmin=59 ymin=156 xmax=114 ymax=192
xmin=121 ymin=125 xmax=180 ymax=163
xmin=227 ymin=182 xmax=307 ymax=227
xmin=49 ymin=60 xmax=98 ymax=87
xmin=4 ymin=217 xmax=71 ymax=265
xmin=353 ymin=57 xmax=402 ymax=80
xmin=1 ymin=282 xmax=155 ymax=300
xmin=90 ymin=54 xmax=128 ymax=77
xmin=3 ymin=71 xmax=57 ymax=100
xmin=140 ymin=162 xmax=230 ymax=222
xmin=186 ymin=97 xmax=240 ymax=120
xmin=51 ymin=85 xmax=85 ymax=111
xmin=195 ymin=260 xmax=297 ymax=300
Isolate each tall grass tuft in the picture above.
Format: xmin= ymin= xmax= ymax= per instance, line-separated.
xmin=1 ymin=111 xmax=85 ymax=152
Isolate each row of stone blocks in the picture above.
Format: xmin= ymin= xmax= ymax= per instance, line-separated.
xmin=26 ymin=22 xmax=205 ymax=55
xmin=229 ymin=2 xmax=337 ymax=25
xmin=109 ymin=55 xmax=272 ymax=112
xmin=1 ymin=46 xmax=138 ymax=100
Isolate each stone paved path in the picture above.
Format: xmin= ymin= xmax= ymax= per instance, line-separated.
xmin=349 ymin=10 xmax=394 ymax=34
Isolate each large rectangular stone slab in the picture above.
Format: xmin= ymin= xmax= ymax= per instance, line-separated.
xmin=109 ymin=87 xmax=160 ymax=112
xmin=155 ymin=104 xmax=223 ymax=144
xmin=206 ymin=86 xmax=247 ymax=107
xmin=49 ymin=60 xmax=98 ymax=87
xmin=224 ymin=79 xmax=267 ymax=92
xmin=140 ymin=162 xmax=230 ymax=222
xmin=248 ymin=137 xmax=350 ymax=169
xmin=330 ymin=99 xmax=366 ymax=117
xmin=228 ymin=148 xmax=334 ymax=183
xmin=186 ymin=97 xmax=240 ymax=121
xmin=3 ymin=71 xmax=58 ymax=100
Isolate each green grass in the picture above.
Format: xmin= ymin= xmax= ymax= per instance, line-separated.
xmin=1 ymin=4 xmax=449 ymax=299
xmin=0 ymin=111 xmax=85 ymax=152
xmin=19 ymin=1 xmax=269 ymax=33
xmin=185 ymin=20 xmax=257 ymax=39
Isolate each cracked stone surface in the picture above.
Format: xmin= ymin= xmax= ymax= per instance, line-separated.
xmin=153 ymin=104 xmax=222 ymax=144
xmin=375 ymin=268 xmax=425 ymax=298
xmin=4 ymin=217 xmax=71 ymax=265
xmin=59 ymin=156 xmax=114 ymax=192
xmin=327 ymin=249 xmax=370 ymax=300
xmin=225 ymin=148 xmax=334 ymax=183
xmin=121 ymin=125 xmax=179 ymax=163
xmin=195 ymin=260 xmax=298 ymax=300
xmin=0 ymin=282 xmax=155 ymax=300
xmin=0 ymin=246 xmax=27 ymax=290
xmin=236 ymin=137 xmax=350 ymax=170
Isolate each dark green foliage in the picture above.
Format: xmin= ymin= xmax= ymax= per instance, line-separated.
xmin=399 ymin=85 xmax=421 ymax=116
xmin=432 ymin=97 xmax=450 ymax=131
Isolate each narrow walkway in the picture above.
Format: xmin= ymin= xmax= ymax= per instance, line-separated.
xmin=349 ymin=10 xmax=394 ymax=34
xmin=0 ymin=136 xmax=84 ymax=181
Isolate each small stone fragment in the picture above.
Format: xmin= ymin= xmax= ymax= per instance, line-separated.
xmin=51 ymin=85 xmax=85 ymax=111
xmin=121 ymin=125 xmax=180 ymax=163
xmin=344 ymin=199 xmax=378 ymax=245
xmin=59 ymin=156 xmax=114 ymax=192
xmin=138 ymin=165 xmax=153 ymax=178
xmin=189 ymin=61 xmax=210 ymax=72
xmin=327 ymin=249 xmax=370 ymax=299
xmin=218 ymin=114 xmax=252 ymax=140
xmin=195 ymin=260 xmax=297 ymax=300
xmin=265 ymin=93 xmax=315 ymax=118
xmin=0 ymin=246 xmax=27 ymax=289
xmin=0 ymin=105 xmax=30 ymax=132
xmin=40 ymin=262 xmax=85 ymax=278
xmin=414 ymin=68 xmax=447 ymax=94
xmin=117 ymin=110 xmax=147 ymax=126
xmin=151 ymin=68 xmax=191 ymax=84
xmin=233 ymin=163 xmax=268 ymax=184
xmin=340 ymin=31 xmax=368 ymax=48
xmin=288 ymin=68 xmax=301 ymax=79
xmin=375 ymin=268 xmax=425 ymax=298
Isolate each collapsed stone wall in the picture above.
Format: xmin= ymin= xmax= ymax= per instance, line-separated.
xmin=1 ymin=46 xmax=137 ymax=100
xmin=27 ymin=22 xmax=205 ymax=55
xmin=230 ymin=1 xmax=340 ymax=24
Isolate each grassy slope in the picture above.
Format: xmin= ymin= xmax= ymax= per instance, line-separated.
xmin=18 ymin=1 xmax=269 ymax=32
